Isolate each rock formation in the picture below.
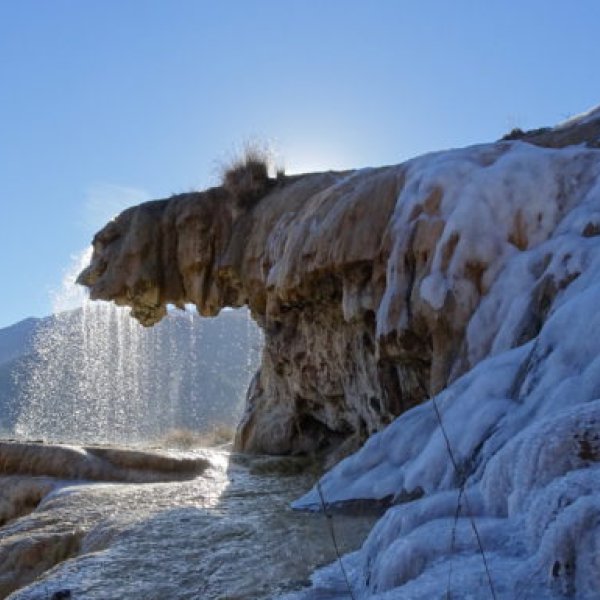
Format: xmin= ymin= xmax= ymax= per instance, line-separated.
xmin=78 ymin=107 xmax=600 ymax=462
xmin=290 ymin=108 xmax=600 ymax=599
xmin=0 ymin=441 xmax=211 ymax=597
xmin=0 ymin=441 xmax=210 ymax=483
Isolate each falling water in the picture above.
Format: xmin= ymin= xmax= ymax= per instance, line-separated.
xmin=14 ymin=249 xmax=263 ymax=445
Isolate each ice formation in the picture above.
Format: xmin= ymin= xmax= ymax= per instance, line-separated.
xmin=291 ymin=127 xmax=600 ymax=598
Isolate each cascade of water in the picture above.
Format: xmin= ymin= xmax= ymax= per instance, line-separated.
xmin=187 ymin=308 xmax=200 ymax=428
xmin=13 ymin=249 xmax=262 ymax=446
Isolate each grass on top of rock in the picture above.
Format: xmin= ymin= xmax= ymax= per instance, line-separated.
xmin=220 ymin=143 xmax=284 ymax=209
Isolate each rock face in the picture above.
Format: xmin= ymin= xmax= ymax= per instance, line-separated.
xmin=0 ymin=441 xmax=209 ymax=483
xmin=78 ymin=107 xmax=600 ymax=460
xmin=290 ymin=109 xmax=600 ymax=600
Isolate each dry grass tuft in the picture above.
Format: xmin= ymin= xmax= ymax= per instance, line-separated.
xmin=220 ymin=142 xmax=283 ymax=209
xmin=159 ymin=425 xmax=235 ymax=450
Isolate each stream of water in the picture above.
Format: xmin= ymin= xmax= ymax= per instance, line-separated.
xmin=2 ymin=449 xmax=375 ymax=599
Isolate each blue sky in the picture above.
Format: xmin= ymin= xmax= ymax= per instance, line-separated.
xmin=1 ymin=0 xmax=599 ymax=328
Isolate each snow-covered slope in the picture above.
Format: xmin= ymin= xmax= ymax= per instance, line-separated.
xmin=290 ymin=137 xmax=600 ymax=598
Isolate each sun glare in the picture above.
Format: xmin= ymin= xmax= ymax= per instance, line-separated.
xmin=282 ymin=142 xmax=358 ymax=175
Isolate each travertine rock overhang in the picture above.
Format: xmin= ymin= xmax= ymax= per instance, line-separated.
xmin=78 ymin=108 xmax=600 ymax=460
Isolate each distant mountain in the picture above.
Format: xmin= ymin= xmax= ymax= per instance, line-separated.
xmin=0 ymin=317 xmax=40 ymax=435
xmin=0 ymin=307 xmax=262 ymax=443
xmin=0 ymin=357 xmax=20 ymax=431
xmin=0 ymin=317 xmax=43 ymax=366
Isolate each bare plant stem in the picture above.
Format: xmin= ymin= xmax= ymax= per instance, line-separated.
xmin=430 ymin=395 xmax=498 ymax=600
xmin=315 ymin=477 xmax=356 ymax=600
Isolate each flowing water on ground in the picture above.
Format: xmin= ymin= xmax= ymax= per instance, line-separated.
xmin=1 ymin=448 xmax=375 ymax=599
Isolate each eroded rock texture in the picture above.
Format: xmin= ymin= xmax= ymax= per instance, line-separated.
xmin=78 ymin=107 xmax=600 ymax=459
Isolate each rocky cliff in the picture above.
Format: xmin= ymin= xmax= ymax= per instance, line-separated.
xmin=78 ymin=107 xmax=600 ymax=462
xmin=290 ymin=107 xmax=600 ymax=599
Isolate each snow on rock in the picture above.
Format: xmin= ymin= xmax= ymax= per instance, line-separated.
xmin=557 ymin=103 xmax=600 ymax=130
xmin=291 ymin=303 xmax=600 ymax=596
xmin=290 ymin=140 xmax=600 ymax=597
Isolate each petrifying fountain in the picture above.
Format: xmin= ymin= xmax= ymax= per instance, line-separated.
xmin=76 ymin=110 xmax=600 ymax=463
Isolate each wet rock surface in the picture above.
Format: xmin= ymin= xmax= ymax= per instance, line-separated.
xmin=0 ymin=441 xmax=209 ymax=483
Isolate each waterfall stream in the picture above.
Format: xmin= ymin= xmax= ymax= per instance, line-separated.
xmin=13 ymin=249 xmax=262 ymax=445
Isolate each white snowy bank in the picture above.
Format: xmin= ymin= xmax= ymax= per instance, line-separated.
xmin=290 ymin=127 xmax=600 ymax=598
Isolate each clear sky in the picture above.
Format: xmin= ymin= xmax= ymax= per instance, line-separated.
xmin=1 ymin=0 xmax=599 ymax=328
